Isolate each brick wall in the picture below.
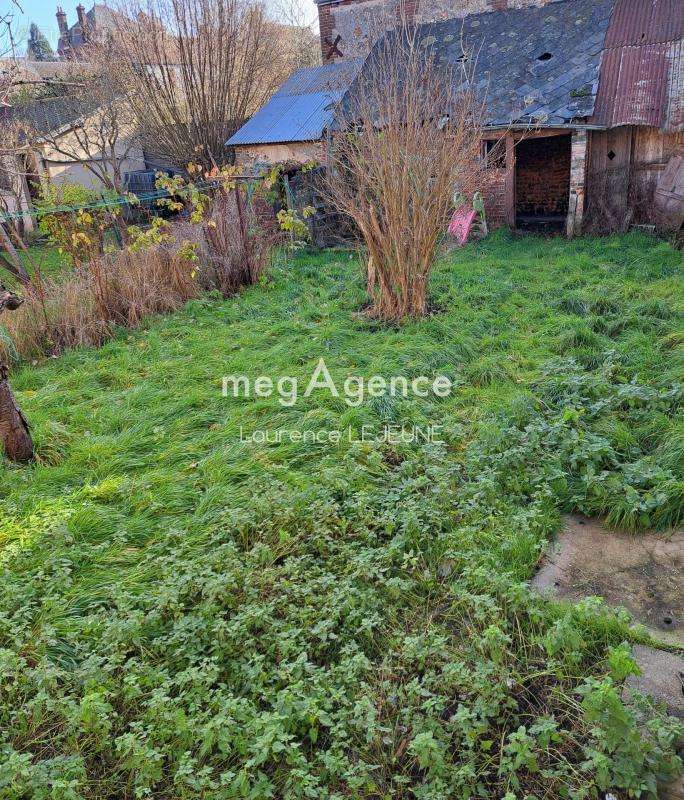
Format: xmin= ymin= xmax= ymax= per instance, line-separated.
xmin=319 ymin=0 xmax=560 ymax=62
xmin=483 ymin=168 xmax=508 ymax=228
xmin=515 ymin=134 xmax=571 ymax=217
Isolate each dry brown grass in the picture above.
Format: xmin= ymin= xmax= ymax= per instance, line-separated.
xmin=0 ymin=246 xmax=200 ymax=364
xmin=0 ymin=188 xmax=278 ymax=366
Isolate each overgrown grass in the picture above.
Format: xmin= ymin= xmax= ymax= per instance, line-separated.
xmin=0 ymin=231 xmax=682 ymax=799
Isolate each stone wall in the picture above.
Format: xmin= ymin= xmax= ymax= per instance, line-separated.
xmin=319 ymin=0 xmax=398 ymax=61
xmin=233 ymin=142 xmax=325 ymax=168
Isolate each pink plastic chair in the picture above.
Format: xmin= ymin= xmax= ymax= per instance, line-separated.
xmin=447 ymin=206 xmax=478 ymax=245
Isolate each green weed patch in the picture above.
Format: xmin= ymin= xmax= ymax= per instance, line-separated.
xmin=1 ymin=232 xmax=682 ymax=798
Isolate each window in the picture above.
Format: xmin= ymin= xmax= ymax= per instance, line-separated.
xmin=482 ymin=139 xmax=506 ymax=169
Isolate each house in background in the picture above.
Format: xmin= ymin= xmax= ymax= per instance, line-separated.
xmin=0 ymin=94 xmax=145 ymax=232
xmin=229 ymin=0 xmax=684 ymax=235
xmin=9 ymin=95 xmax=145 ymax=189
xmin=55 ymin=3 xmax=125 ymax=59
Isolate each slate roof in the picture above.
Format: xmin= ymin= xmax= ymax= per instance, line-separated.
xmin=230 ymin=0 xmax=683 ymax=146
xmin=0 ymin=59 xmax=89 ymax=81
xmin=342 ymin=0 xmax=616 ymax=128
xmin=226 ymin=59 xmax=364 ymax=147
xmin=9 ymin=94 xmax=101 ymax=137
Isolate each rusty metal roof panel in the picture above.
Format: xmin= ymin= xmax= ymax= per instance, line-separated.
xmin=605 ymin=0 xmax=684 ymax=47
xmin=594 ymin=42 xmax=670 ymax=127
xmin=665 ymin=38 xmax=684 ymax=130
xmin=592 ymin=0 xmax=684 ymax=130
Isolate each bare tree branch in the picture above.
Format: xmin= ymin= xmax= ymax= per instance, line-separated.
xmin=112 ymin=0 xmax=309 ymax=170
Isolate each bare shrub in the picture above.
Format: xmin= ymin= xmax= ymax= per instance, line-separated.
xmin=326 ymin=24 xmax=488 ymax=320
xmin=173 ymin=186 xmax=278 ymax=295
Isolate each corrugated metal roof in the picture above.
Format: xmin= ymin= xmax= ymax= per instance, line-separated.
xmin=665 ymin=38 xmax=684 ymax=130
xmin=234 ymin=0 xmax=683 ymax=144
xmin=604 ymin=0 xmax=684 ymax=47
xmin=227 ymin=60 xmax=363 ymax=146
xmin=593 ymin=41 xmax=671 ymax=128
xmin=592 ymin=0 xmax=684 ymax=130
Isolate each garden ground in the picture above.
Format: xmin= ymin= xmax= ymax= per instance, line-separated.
xmin=0 ymin=231 xmax=683 ymax=798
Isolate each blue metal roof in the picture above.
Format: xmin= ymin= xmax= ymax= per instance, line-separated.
xmin=226 ymin=60 xmax=363 ymax=146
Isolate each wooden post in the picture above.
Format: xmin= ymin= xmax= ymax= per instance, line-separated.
xmin=233 ymin=183 xmax=253 ymax=284
xmin=566 ymin=129 xmax=588 ymax=238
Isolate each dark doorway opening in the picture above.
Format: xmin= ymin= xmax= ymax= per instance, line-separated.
xmin=515 ymin=134 xmax=571 ymax=233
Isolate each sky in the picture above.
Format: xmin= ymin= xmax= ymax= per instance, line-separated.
xmin=5 ymin=0 xmax=318 ymax=55
xmin=6 ymin=0 xmax=64 ymax=50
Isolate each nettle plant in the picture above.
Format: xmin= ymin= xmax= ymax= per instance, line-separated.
xmin=1 ymin=340 xmax=682 ymax=798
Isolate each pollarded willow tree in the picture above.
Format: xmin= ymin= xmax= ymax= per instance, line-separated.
xmin=327 ymin=24 xmax=490 ymax=321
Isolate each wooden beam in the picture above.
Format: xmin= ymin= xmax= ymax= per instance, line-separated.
xmin=505 ymin=135 xmax=516 ymax=228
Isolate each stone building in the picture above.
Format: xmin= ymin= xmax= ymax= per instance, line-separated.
xmin=55 ymin=4 xmax=124 ymax=59
xmin=229 ymin=0 xmax=684 ymax=234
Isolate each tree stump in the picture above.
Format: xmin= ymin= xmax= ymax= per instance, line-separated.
xmin=0 ymin=365 xmax=33 ymax=462
xmin=0 ymin=288 xmax=33 ymax=463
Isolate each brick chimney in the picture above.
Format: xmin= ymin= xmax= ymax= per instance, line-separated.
xmin=76 ymin=3 xmax=87 ymax=35
xmin=55 ymin=6 xmax=68 ymax=37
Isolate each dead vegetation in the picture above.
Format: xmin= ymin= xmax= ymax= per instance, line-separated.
xmin=0 ymin=246 xmax=199 ymax=362
xmin=112 ymin=0 xmax=301 ymax=170
xmin=0 ymin=187 xmax=277 ymax=366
